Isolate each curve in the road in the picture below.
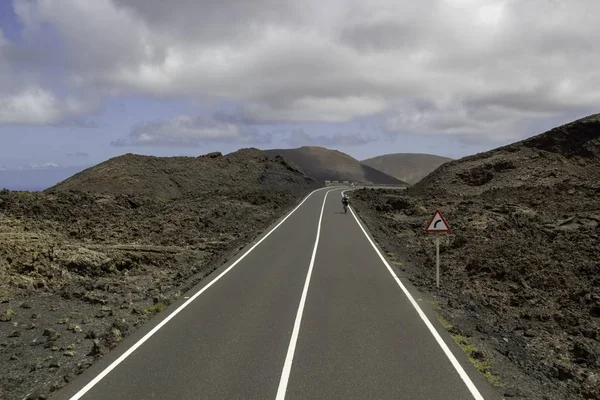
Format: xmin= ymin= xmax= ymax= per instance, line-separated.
xmin=56 ymin=185 xmax=498 ymax=400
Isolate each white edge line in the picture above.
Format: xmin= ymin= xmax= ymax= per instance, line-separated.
xmin=68 ymin=186 xmax=332 ymax=400
xmin=275 ymin=189 xmax=332 ymax=400
xmin=342 ymin=190 xmax=485 ymax=400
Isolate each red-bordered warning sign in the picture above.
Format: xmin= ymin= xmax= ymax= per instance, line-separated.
xmin=425 ymin=209 xmax=451 ymax=233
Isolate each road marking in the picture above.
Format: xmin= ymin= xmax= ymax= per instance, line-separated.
xmin=345 ymin=199 xmax=486 ymax=400
xmin=275 ymin=189 xmax=333 ymax=400
xmin=67 ymin=186 xmax=331 ymax=400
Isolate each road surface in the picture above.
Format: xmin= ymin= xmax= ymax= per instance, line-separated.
xmin=56 ymin=187 xmax=501 ymax=400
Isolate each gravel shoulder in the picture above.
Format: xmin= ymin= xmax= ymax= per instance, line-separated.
xmin=0 ymin=185 xmax=318 ymax=399
xmin=351 ymin=186 xmax=599 ymax=399
xmin=350 ymin=114 xmax=600 ymax=400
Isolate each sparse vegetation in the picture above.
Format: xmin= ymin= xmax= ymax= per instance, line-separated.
xmin=144 ymin=302 xmax=167 ymax=315
xmin=386 ymin=252 xmax=404 ymax=267
xmin=427 ymin=299 xmax=439 ymax=310
xmin=0 ymin=148 xmax=320 ymax=400
xmin=16 ymin=191 xmax=32 ymax=199
xmin=352 ymin=113 xmax=600 ymax=400
xmin=436 ymin=314 xmax=503 ymax=388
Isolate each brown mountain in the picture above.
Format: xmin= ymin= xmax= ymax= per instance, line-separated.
xmin=2 ymin=149 xmax=322 ymax=400
xmin=360 ymin=153 xmax=453 ymax=185
xmin=410 ymin=113 xmax=600 ymax=196
xmin=264 ymin=146 xmax=406 ymax=185
xmin=46 ymin=148 xmax=319 ymax=199
xmin=353 ymin=113 xmax=600 ymax=399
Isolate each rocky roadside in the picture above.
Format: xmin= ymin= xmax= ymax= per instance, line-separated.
xmin=351 ymin=185 xmax=600 ymax=400
xmin=0 ymin=188 xmax=316 ymax=400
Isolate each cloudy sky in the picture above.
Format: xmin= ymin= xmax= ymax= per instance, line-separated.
xmin=0 ymin=0 xmax=599 ymax=173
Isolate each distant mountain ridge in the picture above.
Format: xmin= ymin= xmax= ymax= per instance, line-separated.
xmin=46 ymin=148 xmax=319 ymax=198
xmin=361 ymin=153 xmax=453 ymax=185
xmin=4 ymin=147 xmax=445 ymax=193
xmin=264 ymin=146 xmax=406 ymax=185
xmin=411 ymin=113 xmax=600 ymax=196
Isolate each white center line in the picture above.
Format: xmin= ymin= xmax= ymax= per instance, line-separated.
xmin=275 ymin=189 xmax=334 ymax=400
xmin=66 ymin=186 xmax=331 ymax=400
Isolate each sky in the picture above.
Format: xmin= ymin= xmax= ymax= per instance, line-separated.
xmin=0 ymin=0 xmax=599 ymax=177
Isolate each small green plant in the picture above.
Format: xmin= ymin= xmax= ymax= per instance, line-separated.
xmin=386 ymin=252 xmax=403 ymax=266
xmin=427 ymin=299 xmax=440 ymax=311
xmin=17 ymin=191 xmax=33 ymax=199
xmin=436 ymin=314 xmax=452 ymax=329
xmin=112 ymin=328 xmax=123 ymax=342
xmin=557 ymin=354 xmax=571 ymax=366
xmin=144 ymin=302 xmax=167 ymax=315
xmin=435 ymin=314 xmax=503 ymax=387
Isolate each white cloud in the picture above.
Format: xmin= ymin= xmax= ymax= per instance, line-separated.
xmin=35 ymin=162 xmax=60 ymax=169
xmin=8 ymin=0 xmax=600 ymax=141
xmin=0 ymin=86 xmax=94 ymax=125
xmin=0 ymin=87 xmax=60 ymax=124
xmin=0 ymin=23 xmax=99 ymax=126
xmin=16 ymin=162 xmax=60 ymax=171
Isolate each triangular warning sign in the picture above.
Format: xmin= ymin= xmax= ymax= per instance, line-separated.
xmin=425 ymin=209 xmax=451 ymax=233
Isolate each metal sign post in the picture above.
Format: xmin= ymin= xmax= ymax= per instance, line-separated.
xmin=425 ymin=209 xmax=451 ymax=289
xmin=436 ymin=234 xmax=440 ymax=288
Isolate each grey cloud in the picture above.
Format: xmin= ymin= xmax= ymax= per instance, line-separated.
xmin=464 ymin=89 xmax=599 ymax=116
xmin=65 ymin=152 xmax=90 ymax=157
xmin=212 ymin=110 xmax=263 ymax=126
xmin=61 ymin=119 xmax=99 ymax=128
xmin=284 ymin=129 xmax=375 ymax=147
xmin=7 ymin=0 xmax=600 ymax=142
xmin=15 ymin=0 xmax=160 ymax=73
xmin=113 ymin=0 xmax=305 ymax=45
xmin=2 ymin=42 xmax=62 ymax=72
xmin=0 ymin=26 xmax=102 ymax=126
xmin=112 ymin=115 xmax=273 ymax=147
xmin=338 ymin=14 xmax=429 ymax=52
xmin=110 ymin=138 xmax=129 ymax=147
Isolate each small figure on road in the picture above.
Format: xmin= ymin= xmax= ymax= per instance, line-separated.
xmin=342 ymin=194 xmax=350 ymax=214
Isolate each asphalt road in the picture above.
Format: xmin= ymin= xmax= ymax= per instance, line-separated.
xmin=56 ymin=187 xmax=501 ymax=400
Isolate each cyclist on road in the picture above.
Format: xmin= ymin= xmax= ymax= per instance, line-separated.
xmin=341 ymin=194 xmax=350 ymax=213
